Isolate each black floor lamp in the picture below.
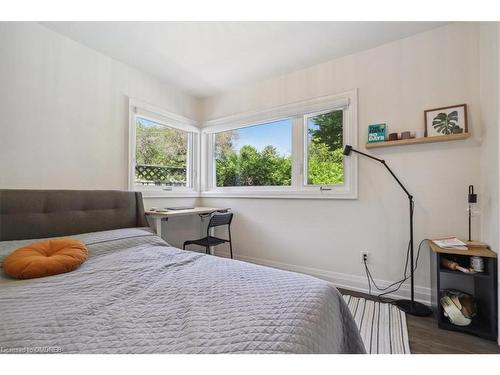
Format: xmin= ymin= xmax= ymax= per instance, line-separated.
xmin=343 ymin=145 xmax=432 ymax=317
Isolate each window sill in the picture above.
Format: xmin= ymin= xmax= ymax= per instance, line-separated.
xmin=138 ymin=190 xmax=357 ymax=200
xmin=200 ymin=190 xmax=358 ymax=200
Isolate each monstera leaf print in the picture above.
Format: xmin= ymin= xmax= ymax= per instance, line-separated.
xmin=432 ymin=111 xmax=460 ymax=135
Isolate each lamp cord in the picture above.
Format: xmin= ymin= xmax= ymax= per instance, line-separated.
xmin=362 ymin=200 xmax=428 ymax=304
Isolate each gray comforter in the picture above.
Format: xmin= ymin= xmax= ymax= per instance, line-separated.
xmin=0 ymin=228 xmax=365 ymax=354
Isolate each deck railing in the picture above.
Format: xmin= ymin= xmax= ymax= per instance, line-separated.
xmin=135 ymin=164 xmax=186 ymax=186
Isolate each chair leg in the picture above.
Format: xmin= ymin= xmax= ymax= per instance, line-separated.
xmin=206 ymin=245 xmax=210 ymax=255
xmin=228 ymin=227 xmax=233 ymax=259
xmin=183 ymin=243 xmax=186 ymax=250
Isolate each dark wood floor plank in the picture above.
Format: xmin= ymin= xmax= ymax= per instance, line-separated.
xmin=339 ymin=288 xmax=500 ymax=354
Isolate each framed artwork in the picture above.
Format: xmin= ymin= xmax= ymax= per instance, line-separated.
xmin=424 ymin=104 xmax=468 ymax=137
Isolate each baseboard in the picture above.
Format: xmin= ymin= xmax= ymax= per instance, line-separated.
xmin=218 ymin=251 xmax=431 ymax=305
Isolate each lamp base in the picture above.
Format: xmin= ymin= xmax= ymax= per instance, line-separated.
xmin=394 ymin=299 xmax=433 ymax=317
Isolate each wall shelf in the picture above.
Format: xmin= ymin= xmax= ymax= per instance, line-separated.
xmin=365 ymin=133 xmax=470 ymax=149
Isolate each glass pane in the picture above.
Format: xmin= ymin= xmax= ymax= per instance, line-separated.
xmin=135 ymin=117 xmax=188 ymax=187
xmin=307 ymin=110 xmax=344 ymax=185
xmin=214 ymin=119 xmax=292 ymax=187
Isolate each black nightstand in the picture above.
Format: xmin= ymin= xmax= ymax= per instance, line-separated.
xmin=430 ymin=241 xmax=498 ymax=341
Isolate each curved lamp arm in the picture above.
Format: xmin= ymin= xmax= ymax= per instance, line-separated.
xmin=343 ymin=145 xmax=412 ymax=199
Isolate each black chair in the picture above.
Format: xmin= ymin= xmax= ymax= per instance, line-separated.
xmin=183 ymin=212 xmax=234 ymax=258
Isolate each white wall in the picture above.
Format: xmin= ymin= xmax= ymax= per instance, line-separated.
xmin=0 ymin=22 xmax=199 ymax=190
xmin=478 ymin=22 xmax=500 ymax=346
xmin=479 ymin=23 xmax=500 ymax=254
xmin=200 ymin=23 xmax=483 ymax=302
xmin=0 ymin=22 xmax=201 ymax=245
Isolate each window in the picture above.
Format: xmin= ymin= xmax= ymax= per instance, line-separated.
xmin=129 ymin=100 xmax=199 ymax=196
xmin=135 ymin=117 xmax=189 ymax=187
xmin=305 ymin=109 xmax=344 ymax=186
xmin=202 ymin=89 xmax=358 ymax=199
xmin=129 ymin=91 xmax=357 ymax=199
xmin=214 ymin=119 xmax=293 ymax=187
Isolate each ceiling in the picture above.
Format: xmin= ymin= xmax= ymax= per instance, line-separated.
xmin=41 ymin=22 xmax=447 ymax=98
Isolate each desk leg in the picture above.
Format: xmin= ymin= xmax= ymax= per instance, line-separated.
xmin=148 ymin=216 xmax=166 ymax=240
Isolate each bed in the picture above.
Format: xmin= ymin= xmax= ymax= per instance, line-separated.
xmin=0 ymin=189 xmax=365 ymax=354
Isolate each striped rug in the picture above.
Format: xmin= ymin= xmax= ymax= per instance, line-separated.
xmin=343 ymin=295 xmax=410 ymax=354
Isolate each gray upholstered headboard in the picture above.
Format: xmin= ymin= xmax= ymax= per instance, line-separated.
xmin=0 ymin=190 xmax=148 ymax=241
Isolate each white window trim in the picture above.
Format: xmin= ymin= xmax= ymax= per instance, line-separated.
xmin=200 ymin=89 xmax=358 ymax=199
xmin=128 ymin=98 xmax=200 ymax=198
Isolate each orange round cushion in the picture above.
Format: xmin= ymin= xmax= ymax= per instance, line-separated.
xmin=3 ymin=239 xmax=88 ymax=279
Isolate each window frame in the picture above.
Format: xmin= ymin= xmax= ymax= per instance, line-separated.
xmin=302 ymin=108 xmax=346 ymax=189
xmin=201 ymin=89 xmax=358 ymax=199
xmin=128 ymin=99 xmax=200 ymax=198
xmin=206 ymin=117 xmax=295 ymax=192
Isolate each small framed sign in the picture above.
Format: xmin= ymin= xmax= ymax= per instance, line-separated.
xmin=424 ymin=104 xmax=468 ymax=137
xmin=368 ymin=123 xmax=387 ymax=143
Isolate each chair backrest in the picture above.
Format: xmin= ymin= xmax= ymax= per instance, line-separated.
xmin=208 ymin=212 xmax=233 ymax=229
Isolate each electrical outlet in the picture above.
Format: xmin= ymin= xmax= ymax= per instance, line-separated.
xmin=360 ymin=251 xmax=370 ymax=264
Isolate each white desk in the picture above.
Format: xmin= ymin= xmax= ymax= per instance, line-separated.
xmin=146 ymin=207 xmax=230 ymax=244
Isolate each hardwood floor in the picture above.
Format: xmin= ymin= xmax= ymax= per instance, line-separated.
xmin=339 ymin=289 xmax=500 ymax=354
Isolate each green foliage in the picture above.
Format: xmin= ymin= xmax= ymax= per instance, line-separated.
xmin=216 ymin=144 xmax=291 ymax=186
xmin=432 ymin=111 xmax=461 ymax=135
xmin=135 ymin=120 xmax=188 ymax=184
xmin=214 ymin=130 xmax=239 ymax=158
xmin=136 ymin=120 xmax=187 ymax=166
xmin=308 ymin=110 xmax=343 ymax=151
xmin=307 ymin=139 xmax=344 ymax=185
